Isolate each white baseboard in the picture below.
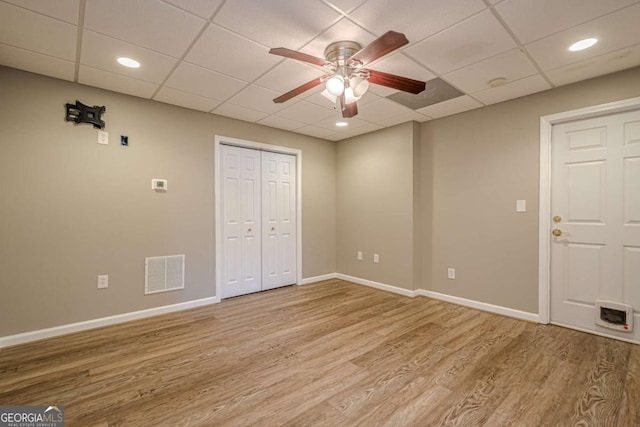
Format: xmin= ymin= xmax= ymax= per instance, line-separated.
xmin=0 ymin=296 xmax=220 ymax=349
xmin=336 ymin=273 xmax=417 ymax=298
xmin=300 ymin=273 xmax=338 ymax=285
xmin=551 ymin=321 xmax=640 ymax=345
xmin=416 ymin=289 xmax=539 ymax=323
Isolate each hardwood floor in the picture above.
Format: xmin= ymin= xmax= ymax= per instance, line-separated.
xmin=1 ymin=279 xmax=638 ymax=426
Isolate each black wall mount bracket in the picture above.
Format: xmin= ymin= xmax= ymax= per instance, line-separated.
xmin=65 ymin=100 xmax=106 ymax=129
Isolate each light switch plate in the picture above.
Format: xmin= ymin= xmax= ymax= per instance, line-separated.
xmin=516 ymin=199 xmax=526 ymax=213
xmin=97 ymin=274 xmax=108 ymax=289
xmin=373 ymin=253 xmax=380 ymax=264
xmin=448 ymin=268 xmax=456 ymax=279
xmin=98 ymin=130 xmax=108 ymax=145
xmin=357 ymin=251 xmax=363 ymax=261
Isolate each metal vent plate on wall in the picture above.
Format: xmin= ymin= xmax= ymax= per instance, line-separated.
xmin=145 ymin=255 xmax=185 ymax=294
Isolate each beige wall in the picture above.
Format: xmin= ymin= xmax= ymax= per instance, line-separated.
xmin=336 ymin=122 xmax=417 ymax=290
xmin=0 ymin=66 xmax=336 ymax=336
xmin=421 ymin=66 xmax=640 ymax=313
xmin=4 ymin=63 xmax=640 ymax=337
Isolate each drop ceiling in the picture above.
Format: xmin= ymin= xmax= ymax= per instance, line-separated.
xmin=1 ymin=0 xmax=639 ymax=141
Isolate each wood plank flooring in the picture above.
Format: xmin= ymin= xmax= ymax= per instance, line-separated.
xmin=1 ymin=279 xmax=638 ymax=426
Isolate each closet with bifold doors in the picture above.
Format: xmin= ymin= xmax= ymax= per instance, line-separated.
xmin=220 ymin=144 xmax=297 ymax=299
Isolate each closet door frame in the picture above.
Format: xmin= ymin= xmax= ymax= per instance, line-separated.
xmin=214 ymin=135 xmax=302 ymax=300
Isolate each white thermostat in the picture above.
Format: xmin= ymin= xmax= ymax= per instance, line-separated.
xmin=152 ymin=179 xmax=167 ymax=191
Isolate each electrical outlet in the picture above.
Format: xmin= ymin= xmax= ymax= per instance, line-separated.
xmin=98 ymin=274 xmax=108 ymax=289
xmin=447 ymin=268 xmax=456 ymax=279
xmin=373 ymin=253 xmax=380 ymax=264
xmin=357 ymin=251 xmax=363 ymax=261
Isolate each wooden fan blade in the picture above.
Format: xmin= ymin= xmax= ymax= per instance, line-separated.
xmin=269 ymin=47 xmax=328 ymax=67
xmin=349 ymin=31 xmax=409 ymax=66
xmin=273 ymin=77 xmax=324 ymax=103
xmin=367 ymin=69 xmax=426 ymax=94
xmin=339 ymin=94 xmax=358 ymax=118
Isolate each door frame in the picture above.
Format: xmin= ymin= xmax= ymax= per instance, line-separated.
xmin=538 ymin=96 xmax=640 ymax=324
xmin=214 ymin=135 xmax=303 ymax=300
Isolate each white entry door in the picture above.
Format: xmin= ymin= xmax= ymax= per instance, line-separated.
xmin=261 ymin=151 xmax=297 ymax=290
xmin=550 ymin=109 xmax=640 ymax=342
xmin=221 ymin=145 xmax=262 ymax=298
xmin=220 ymin=145 xmax=297 ymax=298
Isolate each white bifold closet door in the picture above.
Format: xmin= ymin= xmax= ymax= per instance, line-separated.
xmin=220 ymin=144 xmax=296 ymax=299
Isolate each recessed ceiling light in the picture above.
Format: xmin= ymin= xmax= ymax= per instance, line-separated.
xmin=336 ymin=121 xmax=348 ymax=127
xmin=488 ymin=77 xmax=508 ymax=88
xmin=568 ymin=38 xmax=598 ymax=52
xmin=117 ymin=57 xmax=140 ymax=68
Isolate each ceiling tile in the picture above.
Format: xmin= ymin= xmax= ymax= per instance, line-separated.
xmin=258 ymin=115 xmax=306 ymax=131
xmin=496 ymin=0 xmax=637 ymax=44
xmin=341 ymin=122 xmax=384 ymax=137
xmin=213 ymin=0 xmax=341 ymax=49
xmin=2 ymin=0 xmax=79 ymax=24
xmin=443 ymin=49 xmax=538 ymax=93
xmin=276 ymin=100 xmax=336 ymax=124
xmin=546 ymin=44 xmax=640 ymax=86
xmin=524 ymin=4 xmax=640 ymax=71
xmin=300 ymin=18 xmax=376 ymax=59
xmin=212 ymin=103 xmax=269 ymax=122
xmin=303 ymin=91 xmax=340 ymax=111
xmin=312 ymin=115 xmax=372 ymax=131
xmin=254 ymin=60 xmax=326 ymax=94
xmin=0 ymin=44 xmax=75 ymax=81
xmin=78 ymin=65 xmax=158 ymax=98
xmin=81 ymin=30 xmax=177 ymax=84
xmin=84 ymin=0 xmax=205 ymax=58
xmin=368 ymin=84 xmax=399 ymax=97
xmin=164 ymin=62 xmax=247 ymax=101
xmin=163 ymin=0 xmax=223 ymax=19
xmin=323 ymin=0 xmax=368 ymax=14
xmin=0 ymin=2 xmax=77 ymax=61
xmin=295 ymin=125 xmax=345 ymax=140
xmin=405 ymin=10 xmax=517 ymax=75
xmin=226 ymin=85 xmax=289 ymax=114
xmin=355 ymin=98 xmax=415 ymax=122
xmin=377 ymin=110 xmax=432 ymax=127
xmin=349 ymin=0 xmax=486 ymax=43
xmin=185 ymin=24 xmax=280 ymax=82
xmin=472 ymin=74 xmax=550 ymax=105
xmin=416 ymin=95 xmax=483 ymax=118
xmin=154 ymin=87 xmax=220 ymax=112
xmin=368 ymin=53 xmax=437 ymax=82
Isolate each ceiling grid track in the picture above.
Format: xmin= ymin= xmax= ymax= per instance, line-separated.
xmin=73 ymin=0 xmax=86 ymax=83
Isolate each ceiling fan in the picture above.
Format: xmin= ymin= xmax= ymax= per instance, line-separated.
xmin=269 ymin=31 xmax=426 ymax=118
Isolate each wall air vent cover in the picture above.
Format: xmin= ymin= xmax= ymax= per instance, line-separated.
xmin=145 ymin=254 xmax=185 ymax=294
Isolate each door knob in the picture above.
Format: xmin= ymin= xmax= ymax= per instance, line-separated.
xmin=553 ymin=216 xmax=562 ymax=223
xmin=271 ymin=227 xmax=275 ymax=231
xmin=248 ymin=228 xmax=252 ymax=232
xmin=552 ymin=229 xmax=562 ymax=237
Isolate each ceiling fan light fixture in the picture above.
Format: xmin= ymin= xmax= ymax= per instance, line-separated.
xmin=321 ymin=88 xmax=337 ymax=103
xmin=344 ymin=87 xmax=361 ymax=104
xmin=326 ymin=75 xmax=345 ymax=96
xmin=350 ymin=76 xmax=370 ymax=97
